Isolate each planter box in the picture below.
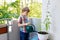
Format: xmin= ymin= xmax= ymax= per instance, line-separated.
xmin=0 ymin=24 xmax=8 ymax=34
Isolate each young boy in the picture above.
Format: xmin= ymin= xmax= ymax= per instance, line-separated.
xmin=18 ymin=7 xmax=31 ymax=40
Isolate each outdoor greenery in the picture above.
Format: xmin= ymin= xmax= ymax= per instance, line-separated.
xmin=0 ymin=0 xmax=20 ymax=19
xmin=0 ymin=0 xmax=42 ymax=19
xmin=29 ymin=2 xmax=42 ymax=18
xmin=0 ymin=0 xmax=42 ymax=24
xmin=0 ymin=0 xmax=20 ymax=24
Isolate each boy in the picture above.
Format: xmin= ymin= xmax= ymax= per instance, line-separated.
xmin=18 ymin=7 xmax=31 ymax=40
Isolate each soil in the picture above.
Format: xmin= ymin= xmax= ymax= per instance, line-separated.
xmin=38 ymin=31 xmax=48 ymax=35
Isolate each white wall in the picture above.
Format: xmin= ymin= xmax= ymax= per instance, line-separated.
xmin=48 ymin=0 xmax=60 ymax=40
xmin=42 ymin=0 xmax=47 ymax=31
xmin=52 ymin=0 xmax=60 ymax=40
xmin=42 ymin=0 xmax=60 ymax=40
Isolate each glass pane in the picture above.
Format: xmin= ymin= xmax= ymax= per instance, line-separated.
xmin=0 ymin=0 xmax=42 ymax=19
xmin=0 ymin=0 xmax=4 ymax=6
xmin=20 ymin=0 xmax=42 ymax=18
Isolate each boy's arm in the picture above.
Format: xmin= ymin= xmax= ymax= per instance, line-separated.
xmin=18 ymin=16 xmax=23 ymax=27
xmin=18 ymin=16 xmax=30 ymax=27
xmin=18 ymin=21 xmax=31 ymax=27
xmin=18 ymin=23 xmax=27 ymax=27
xmin=18 ymin=17 xmax=31 ymax=27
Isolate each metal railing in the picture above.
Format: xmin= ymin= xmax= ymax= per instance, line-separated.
xmin=0 ymin=18 xmax=11 ymax=25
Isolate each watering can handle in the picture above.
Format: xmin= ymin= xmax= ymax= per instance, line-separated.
xmin=31 ymin=24 xmax=36 ymax=32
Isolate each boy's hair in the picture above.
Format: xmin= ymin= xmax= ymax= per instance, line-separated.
xmin=22 ymin=7 xmax=30 ymax=13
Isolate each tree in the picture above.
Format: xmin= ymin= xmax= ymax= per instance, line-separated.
xmin=29 ymin=2 xmax=42 ymax=18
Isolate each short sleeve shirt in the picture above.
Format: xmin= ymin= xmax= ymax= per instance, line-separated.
xmin=18 ymin=15 xmax=31 ymax=32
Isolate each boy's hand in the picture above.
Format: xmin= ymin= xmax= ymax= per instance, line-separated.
xmin=24 ymin=22 xmax=30 ymax=26
xmin=24 ymin=23 xmax=28 ymax=26
xmin=18 ymin=22 xmax=31 ymax=27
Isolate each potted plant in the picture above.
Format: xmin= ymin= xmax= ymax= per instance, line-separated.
xmin=38 ymin=15 xmax=51 ymax=40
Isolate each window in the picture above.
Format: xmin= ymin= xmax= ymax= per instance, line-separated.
xmin=20 ymin=0 xmax=42 ymax=18
xmin=0 ymin=0 xmax=51 ymax=32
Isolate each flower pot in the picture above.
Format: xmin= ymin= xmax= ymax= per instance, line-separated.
xmin=37 ymin=31 xmax=49 ymax=40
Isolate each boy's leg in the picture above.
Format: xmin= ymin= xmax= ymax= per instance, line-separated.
xmin=20 ymin=31 xmax=25 ymax=40
xmin=25 ymin=33 xmax=29 ymax=40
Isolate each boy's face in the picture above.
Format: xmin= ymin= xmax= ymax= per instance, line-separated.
xmin=22 ymin=11 xmax=28 ymax=16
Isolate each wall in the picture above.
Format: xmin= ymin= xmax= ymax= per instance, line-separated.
xmin=49 ymin=0 xmax=60 ymax=40
xmin=42 ymin=0 xmax=56 ymax=40
xmin=52 ymin=0 xmax=60 ymax=40
xmin=9 ymin=20 xmax=20 ymax=40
